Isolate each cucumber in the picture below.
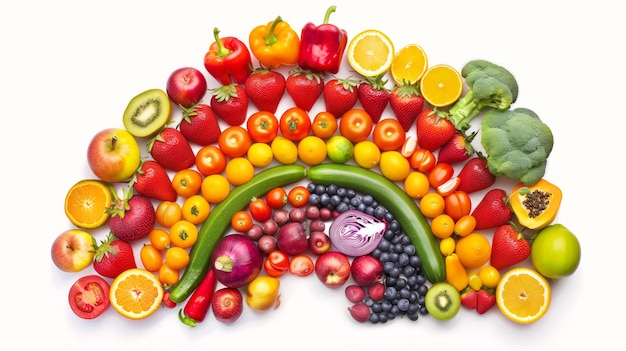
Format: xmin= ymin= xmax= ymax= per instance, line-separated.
xmin=308 ymin=164 xmax=445 ymax=283
xmin=169 ymin=164 xmax=307 ymax=303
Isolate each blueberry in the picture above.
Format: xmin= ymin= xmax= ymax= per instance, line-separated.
xmin=315 ymin=184 xmax=326 ymax=195
xmin=384 ymin=286 xmax=397 ymax=300
xmin=397 ymin=298 xmax=410 ymax=311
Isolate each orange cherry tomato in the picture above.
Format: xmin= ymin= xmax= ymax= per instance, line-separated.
xmin=266 ymin=187 xmax=288 ymax=209
xmin=164 ymin=247 xmax=189 ymax=270
xmin=140 ymin=244 xmax=163 ymax=272
xmin=169 ymin=220 xmax=199 ymax=249
xmin=311 ymin=111 xmax=338 ymax=139
xmin=372 ymin=118 xmax=406 ymax=151
xmin=339 ymin=108 xmax=373 ymax=143
xmin=428 ymin=163 xmax=454 ymax=188
xmin=196 ymin=145 xmax=226 ymax=176
xmin=231 ymin=210 xmax=253 ymax=232
xmin=289 ymin=254 xmax=314 ymax=277
xmin=288 ymin=186 xmax=310 ymax=208
xmin=247 ymin=111 xmax=279 ymax=143
xmin=155 ymin=201 xmax=183 ymax=228
xmin=409 ymin=148 xmax=436 ymax=173
xmin=263 ymin=250 xmax=290 ymax=277
xmin=444 ymin=190 xmax=472 ymax=221
xmin=454 ymin=215 xmax=477 ymax=237
xmin=181 ymin=194 xmax=211 ymax=225
xmin=149 ymin=228 xmax=171 ymax=251
xmin=158 ymin=262 xmax=180 ymax=285
xmin=171 ymin=169 xmax=203 ymax=198
xmin=279 ymin=107 xmax=311 ymax=141
xmin=218 ymin=126 xmax=252 ymax=158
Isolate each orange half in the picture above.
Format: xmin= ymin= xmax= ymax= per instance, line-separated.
xmin=390 ymin=44 xmax=428 ymax=85
xmin=64 ymin=179 xmax=112 ymax=229
xmin=420 ymin=64 xmax=463 ymax=107
xmin=109 ymin=268 xmax=164 ymax=320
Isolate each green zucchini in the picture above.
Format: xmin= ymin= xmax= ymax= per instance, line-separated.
xmin=308 ymin=164 xmax=445 ymax=283
xmin=169 ymin=164 xmax=307 ymax=303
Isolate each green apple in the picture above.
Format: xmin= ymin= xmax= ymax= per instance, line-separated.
xmin=51 ymin=229 xmax=96 ymax=272
xmin=531 ymin=224 xmax=581 ymax=280
xmin=87 ymin=128 xmax=141 ymax=183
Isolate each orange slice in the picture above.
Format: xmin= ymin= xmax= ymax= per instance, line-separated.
xmin=496 ymin=267 xmax=551 ymax=324
xmin=347 ymin=29 xmax=395 ymax=77
xmin=419 ymin=64 xmax=463 ymax=107
xmin=64 ymin=179 xmax=112 ymax=229
xmin=390 ymin=44 xmax=428 ymax=85
xmin=109 ymin=268 xmax=164 ymax=320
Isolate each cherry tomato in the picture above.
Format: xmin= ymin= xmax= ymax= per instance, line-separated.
xmin=312 ymin=111 xmax=338 ymax=139
xmin=409 ymin=148 xmax=436 ymax=173
xmin=264 ymin=250 xmax=290 ymax=277
xmin=289 ymin=254 xmax=314 ymax=277
xmin=181 ymin=194 xmax=211 ymax=225
xmin=231 ymin=210 xmax=254 ymax=232
xmin=444 ymin=190 xmax=472 ymax=221
xmin=140 ymin=244 xmax=163 ymax=272
xmin=218 ymin=126 xmax=252 ymax=158
xmin=159 ymin=262 xmax=180 ymax=285
xmin=428 ymin=163 xmax=454 ymax=188
xmin=196 ymin=145 xmax=226 ymax=176
xmin=164 ymin=246 xmax=190 ymax=270
xmin=454 ymin=215 xmax=477 ymax=237
xmin=68 ymin=275 xmax=110 ymax=319
xmin=279 ymin=107 xmax=311 ymax=141
xmin=247 ymin=111 xmax=279 ymax=143
xmin=171 ymin=169 xmax=203 ymax=198
xmin=372 ymin=118 xmax=406 ymax=151
xmin=169 ymin=220 xmax=199 ymax=249
xmin=339 ymin=109 xmax=373 ymax=143
xmin=155 ymin=201 xmax=183 ymax=228
xmin=249 ymin=197 xmax=272 ymax=222
xmin=288 ymin=185 xmax=310 ymax=208
xmin=266 ymin=187 xmax=288 ymax=209
xmin=149 ymin=228 xmax=171 ymax=251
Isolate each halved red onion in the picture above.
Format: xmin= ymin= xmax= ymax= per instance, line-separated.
xmin=328 ymin=210 xmax=386 ymax=257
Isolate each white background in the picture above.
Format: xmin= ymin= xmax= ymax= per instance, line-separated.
xmin=1 ymin=0 xmax=625 ymax=350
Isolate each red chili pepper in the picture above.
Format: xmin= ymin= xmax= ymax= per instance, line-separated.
xmin=178 ymin=269 xmax=217 ymax=327
xmin=298 ymin=5 xmax=347 ymax=74
xmin=204 ymin=28 xmax=253 ymax=86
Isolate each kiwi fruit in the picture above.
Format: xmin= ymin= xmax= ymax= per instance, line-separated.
xmin=424 ymin=282 xmax=461 ymax=321
xmin=122 ymin=88 xmax=172 ymax=138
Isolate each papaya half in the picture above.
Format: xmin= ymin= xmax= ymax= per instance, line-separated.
xmin=509 ymin=178 xmax=562 ymax=230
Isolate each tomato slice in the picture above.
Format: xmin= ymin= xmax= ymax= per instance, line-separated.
xmin=68 ymin=275 xmax=110 ymax=319
xmin=289 ymin=254 xmax=314 ymax=277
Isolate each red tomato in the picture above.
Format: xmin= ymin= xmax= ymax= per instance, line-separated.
xmin=279 ymin=107 xmax=311 ymax=141
xmin=218 ymin=126 xmax=252 ymax=158
xmin=311 ymin=111 xmax=338 ymax=139
xmin=266 ymin=187 xmax=288 ymax=209
xmin=196 ymin=145 xmax=226 ymax=176
xmin=428 ymin=163 xmax=454 ymax=188
xmin=372 ymin=118 xmax=406 ymax=151
xmin=409 ymin=148 xmax=436 ymax=173
xmin=68 ymin=275 xmax=110 ymax=319
xmin=247 ymin=111 xmax=279 ymax=143
xmin=339 ymin=109 xmax=373 ymax=143
xmin=249 ymin=197 xmax=272 ymax=222
xmin=289 ymin=254 xmax=314 ymax=277
xmin=444 ymin=190 xmax=472 ymax=221
xmin=231 ymin=211 xmax=254 ymax=233
xmin=264 ymin=250 xmax=290 ymax=277
xmin=288 ymin=186 xmax=310 ymax=208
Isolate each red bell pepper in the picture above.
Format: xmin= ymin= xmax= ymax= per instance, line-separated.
xmin=178 ymin=269 xmax=217 ymax=327
xmin=204 ymin=28 xmax=253 ymax=85
xmin=297 ymin=5 xmax=347 ymax=74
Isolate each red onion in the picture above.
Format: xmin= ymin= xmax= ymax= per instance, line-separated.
xmin=351 ymin=255 xmax=383 ymax=287
xmin=276 ymin=222 xmax=308 ymax=256
xmin=328 ymin=210 xmax=386 ymax=256
xmin=210 ymin=234 xmax=262 ymax=288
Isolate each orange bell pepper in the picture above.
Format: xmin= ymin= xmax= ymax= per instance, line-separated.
xmin=249 ymin=16 xmax=300 ymax=68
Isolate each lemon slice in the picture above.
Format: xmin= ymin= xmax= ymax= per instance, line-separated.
xmin=347 ymin=29 xmax=395 ymax=77
xmin=390 ymin=44 xmax=428 ymax=85
xmin=496 ymin=267 xmax=552 ymax=324
xmin=420 ymin=64 xmax=463 ymax=107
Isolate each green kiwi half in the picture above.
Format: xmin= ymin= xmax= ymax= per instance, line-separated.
xmin=122 ymin=88 xmax=172 ymax=138
xmin=425 ymin=282 xmax=461 ymax=321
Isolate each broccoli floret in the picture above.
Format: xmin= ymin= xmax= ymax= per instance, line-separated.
xmin=447 ymin=59 xmax=519 ymax=131
xmin=481 ymin=107 xmax=554 ymax=185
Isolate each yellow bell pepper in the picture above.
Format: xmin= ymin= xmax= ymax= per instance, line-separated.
xmin=249 ymin=16 xmax=300 ymax=68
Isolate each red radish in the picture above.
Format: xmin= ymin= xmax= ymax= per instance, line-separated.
xmin=257 ymin=235 xmax=277 ymax=254
xmin=276 ymin=222 xmax=308 ymax=256
xmin=309 ymin=231 xmax=331 ymax=255
xmin=350 ymin=255 xmax=383 ymax=287
xmin=367 ymin=282 xmax=385 ymax=301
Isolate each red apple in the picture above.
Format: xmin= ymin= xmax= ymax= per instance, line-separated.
xmin=211 ymin=287 xmax=244 ymax=323
xmin=166 ymin=67 xmax=208 ymax=108
xmin=314 ymin=251 xmax=351 ymax=288
xmin=87 ymin=128 xmax=141 ymax=183
xmin=51 ymin=229 xmax=96 ymax=272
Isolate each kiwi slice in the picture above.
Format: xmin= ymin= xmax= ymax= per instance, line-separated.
xmin=122 ymin=88 xmax=172 ymax=138
xmin=424 ymin=282 xmax=461 ymax=321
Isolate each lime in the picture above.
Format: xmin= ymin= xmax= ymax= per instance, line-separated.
xmin=326 ymin=135 xmax=354 ymax=164
xmin=531 ymin=224 xmax=581 ymax=281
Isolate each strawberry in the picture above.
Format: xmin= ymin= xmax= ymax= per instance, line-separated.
xmin=147 ymin=127 xmax=195 ymax=171
xmin=108 ymin=188 xmax=156 ymax=242
xmin=490 ymin=223 xmax=531 ymax=270
xmin=244 ymin=67 xmax=285 ymax=113
xmin=416 ymin=108 xmax=456 ymax=151
xmin=456 ymin=156 xmax=496 ymax=194
xmin=132 ymin=160 xmax=177 ymax=202
xmin=389 ymin=84 xmax=424 ymax=132
xmin=476 ymin=289 xmax=496 ymax=314
xmin=92 ymin=232 xmax=137 ymax=278
xmin=357 ymin=75 xmax=390 ymax=123
xmin=471 ymin=188 xmax=513 ymax=230
xmin=179 ymin=103 xmax=221 ymax=146
xmin=210 ymin=83 xmax=249 ymax=126
xmin=460 ymin=287 xmax=478 ymax=310
xmin=437 ymin=131 xmax=476 ymax=164
xmin=285 ymin=68 xmax=324 ymax=111
xmin=323 ymin=77 xmax=358 ymax=118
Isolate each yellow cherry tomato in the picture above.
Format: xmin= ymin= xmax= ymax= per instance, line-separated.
xmin=169 ymin=220 xmax=198 ymax=249
xmin=182 ymin=195 xmax=211 ymax=225
xmin=478 ymin=265 xmax=501 ymax=289
xmin=155 ymin=201 xmax=183 ymax=228
xmin=164 ymin=246 xmax=190 ymax=270
xmin=140 ymin=244 xmax=163 ymax=272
